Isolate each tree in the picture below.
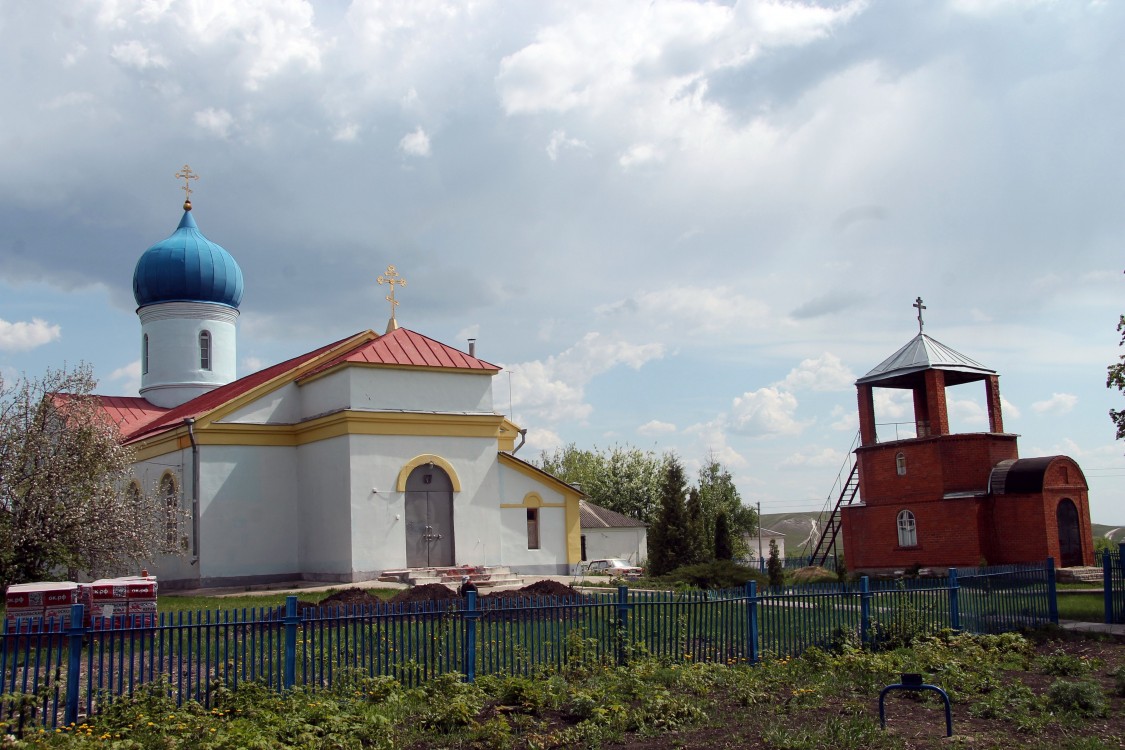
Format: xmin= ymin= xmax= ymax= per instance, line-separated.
xmin=1109 ymin=314 xmax=1125 ymax=440
xmin=696 ymin=457 xmax=757 ymax=558
xmin=684 ymin=487 xmax=710 ymax=563
xmin=767 ymin=539 xmax=783 ymax=588
xmin=0 ymin=364 xmax=179 ymax=587
xmin=647 ymin=456 xmax=693 ymax=576
xmin=714 ymin=512 xmax=733 ymax=560
xmin=535 ymin=443 xmax=668 ymax=523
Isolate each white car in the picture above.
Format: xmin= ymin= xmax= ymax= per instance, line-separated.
xmin=580 ymin=559 xmax=644 ymax=579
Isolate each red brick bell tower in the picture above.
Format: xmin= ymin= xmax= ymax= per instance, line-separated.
xmin=840 ymin=299 xmax=1094 ymax=571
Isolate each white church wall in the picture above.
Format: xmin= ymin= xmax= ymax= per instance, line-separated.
xmin=498 ymin=506 xmax=568 ymax=572
xmin=346 ymin=369 xmax=494 ymax=413
xmin=298 ymin=371 xmax=352 ymax=420
xmin=198 ymin=445 xmax=301 ymax=583
xmin=130 ymin=450 xmax=196 ymax=585
xmin=297 ymin=436 xmax=354 ymax=578
xmin=222 ymin=382 xmax=302 ymax=424
xmin=347 ymin=433 xmax=502 ymax=575
xmin=495 ymin=462 xmax=572 ymax=574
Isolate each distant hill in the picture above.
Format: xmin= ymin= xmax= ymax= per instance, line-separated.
xmin=765 ymin=512 xmax=1125 ymax=558
xmin=760 ymin=512 xmax=833 ymax=557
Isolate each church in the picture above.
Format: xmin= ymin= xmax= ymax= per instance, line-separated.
xmin=95 ymin=172 xmax=582 ymax=589
xmin=839 ymin=300 xmax=1095 ymax=571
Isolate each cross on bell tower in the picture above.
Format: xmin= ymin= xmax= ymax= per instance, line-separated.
xmin=913 ymin=296 xmax=926 ymax=333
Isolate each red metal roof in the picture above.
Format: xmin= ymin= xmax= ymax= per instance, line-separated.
xmin=92 ymin=328 xmax=496 ymax=444
xmin=90 ymin=395 xmax=169 ymax=435
xmin=297 ymin=327 xmax=499 ymax=382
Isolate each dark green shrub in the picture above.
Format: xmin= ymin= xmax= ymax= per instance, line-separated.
xmin=1046 ymin=679 xmax=1107 ymax=717
xmin=659 ymin=560 xmax=766 ymax=590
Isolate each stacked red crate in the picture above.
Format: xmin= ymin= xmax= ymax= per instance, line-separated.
xmin=88 ymin=576 xmax=158 ymax=627
xmin=5 ymin=582 xmax=80 ymax=632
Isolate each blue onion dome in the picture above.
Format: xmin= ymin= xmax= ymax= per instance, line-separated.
xmin=133 ymin=210 xmax=244 ymax=308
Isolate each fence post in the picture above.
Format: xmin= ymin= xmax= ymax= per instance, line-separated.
xmin=64 ymin=603 xmax=85 ymax=726
xmin=463 ymin=591 xmax=478 ymax=683
xmin=746 ymin=581 xmax=758 ymax=664
xmin=860 ymin=576 xmax=871 ymax=645
xmin=948 ymin=568 xmax=960 ymax=632
xmin=1046 ymin=557 xmax=1058 ymax=625
xmin=1117 ymin=544 xmax=1125 ymax=625
xmin=283 ymin=595 xmax=298 ymax=690
xmin=616 ymin=586 xmax=630 ymax=666
xmin=1105 ymin=550 xmax=1114 ymax=625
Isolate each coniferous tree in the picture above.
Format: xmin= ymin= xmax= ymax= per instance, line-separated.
xmin=714 ymin=511 xmax=733 ymax=561
xmin=685 ymin=486 xmax=710 ymax=563
xmin=767 ymin=539 xmax=784 ymax=588
xmin=647 ymin=457 xmax=693 ymax=576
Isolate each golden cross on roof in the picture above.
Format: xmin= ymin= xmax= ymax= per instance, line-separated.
xmin=174 ymin=164 xmax=199 ymax=211
xmin=377 ymin=265 xmax=407 ymax=332
xmin=913 ymin=296 xmax=927 ymax=333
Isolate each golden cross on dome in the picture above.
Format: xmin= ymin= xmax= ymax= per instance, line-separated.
xmin=174 ymin=164 xmax=199 ymax=210
xmin=377 ymin=265 xmax=407 ymax=332
xmin=913 ymin=296 xmax=927 ymax=333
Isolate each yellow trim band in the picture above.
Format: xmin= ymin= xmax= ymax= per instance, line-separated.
xmin=396 ymin=454 xmax=462 ymax=492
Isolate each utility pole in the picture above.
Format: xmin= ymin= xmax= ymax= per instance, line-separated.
xmin=757 ymin=501 xmax=763 ymax=566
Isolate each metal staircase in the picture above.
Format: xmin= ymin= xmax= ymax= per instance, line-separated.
xmin=804 ymin=431 xmax=862 ymax=568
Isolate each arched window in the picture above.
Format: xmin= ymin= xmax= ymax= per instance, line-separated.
xmin=142 ymin=334 xmax=149 ymax=375
xmin=895 ymin=452 xmax=907 ymax=476
xmin=126 ymin=481 xmax=143 ymax=507
xmin=897 ymin=509 xmax=917 ymax=547
xmin=160 ymin=474 xmax=180 ymax=547
xmin=199 ymin=330 xmax=212 ymax=371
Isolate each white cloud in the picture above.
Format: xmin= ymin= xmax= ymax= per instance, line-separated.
xmin=194 ymin=108 xmax=234 ymax=138
xmin=240 ymin=356 xmax=266 ymax=374
xmin=505 ymin=332 xmax=664 ymax=424
xmin=619 ymin=143 xmax=663 ymax=169
xmin=546 ymin=130 xmax=589 ymax=161
xmin=777 ymin=353 xmax=855 ymax=392
xmin=109 ymin=360 xmax=141 ymax=395
xmin=333 ymin=123 xmax=359 ymax=142
xmin=729 ymin=386 xmax=807 ymax=437
xmin=1001 ymin=395 xmax=1021 ymax=420
xmin=110 ymin=40 xmax=168 ymax=70
xmin=399 ymin=127 xmax=431 ymax=157
xmin=781 ymin=446 xmax=844 ymax=468
xmin=597 ymin=286 xmax=774 ymax=335
xmin=0 ymin=318 xmax=61 ymax=351
xmin=829 ymin=404 xmax=857 ymax=432
xmin=637 ymin=419 xmax=676 ymax=436
xmin=948 ymin=396 xmax=988 ymax=427
xmin=1032 ymin=392 xmax=1077 ymax=415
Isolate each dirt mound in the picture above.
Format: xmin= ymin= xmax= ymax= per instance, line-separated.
xmin=319 ymin=588 xmax=380 ymax=607
xmin=388 ymin=583 xmax=460 ymax=605
xmin=513 ymin=579 xmax=582 ymax=598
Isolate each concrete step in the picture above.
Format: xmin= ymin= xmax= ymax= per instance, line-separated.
xmin=1057 ymin=566 xmax=1102 ymax=583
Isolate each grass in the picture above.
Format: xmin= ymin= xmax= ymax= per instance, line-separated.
xmin=1056 ymin=592 xmax=1108 ymax=623
xmin=158 ymin=587 xmax=398 ymax=614
xmin=8 ymin=630 xmax=1124 ymax=748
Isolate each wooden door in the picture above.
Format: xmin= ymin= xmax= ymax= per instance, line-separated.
xmin=1056 ymin=498 xmax=1082 ymax=568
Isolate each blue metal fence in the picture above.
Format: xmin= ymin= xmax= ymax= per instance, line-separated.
xmin=1102 ymin=544 xmax=1125 ymax=624
xmin=0 ymin=560 xmax=1057 ymax=728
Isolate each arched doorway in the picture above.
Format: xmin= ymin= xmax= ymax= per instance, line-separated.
xmin=405 ymin=464 xmax=455 ymax=568
xmin=1056 ymin=498 xmax=1082 ymax=568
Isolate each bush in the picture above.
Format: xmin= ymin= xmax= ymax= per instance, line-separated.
xmin=789 ymin=566 xmax=838 ymax=584
xmin=1046 ymin=679 xmax=1107 ymax=717
xmin=659 ymin=560 xmax=765 ymax=590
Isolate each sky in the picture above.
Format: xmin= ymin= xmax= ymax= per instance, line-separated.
xmin=2 ymin=0 xmax=1124 ymax=526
